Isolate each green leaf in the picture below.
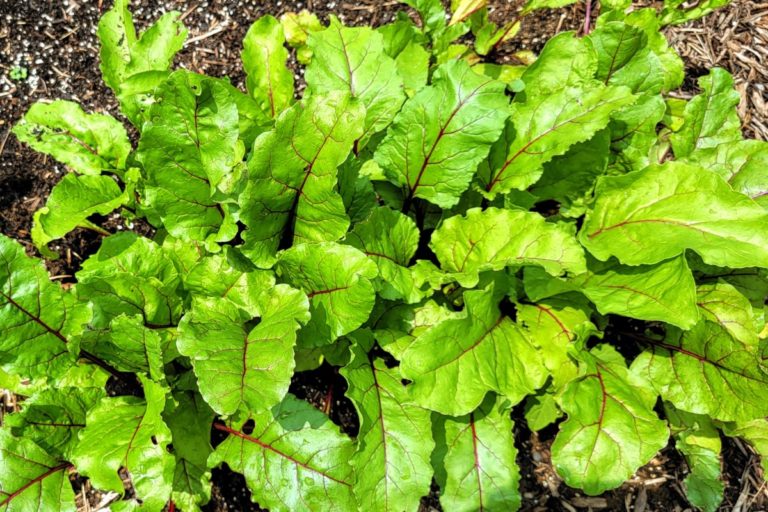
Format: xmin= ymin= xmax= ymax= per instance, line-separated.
xmin=373 ymin=300 xmax=459 ymax=360
xmin=242 ymin=16 xmax=294 ymax=119
xmin=525 ymin=255 xmax=699 ymax=329
xmin=400 ymin=0 xmax=447 ymax=34
xmin=81 ymin=314 xmax=165 ymax=381
xmin=608 ymin=93 xmax=667 ymax=172
xmin=77 ymin=233 xmax=182 ymax=329
xmin=632 ymin=320 xmax=768 ymax=422
xmin=721 ymin=419 xmax=768 ymax=475
xmin=522 ymin=0 xmax=578 ymax=14
xmin=697 ymin=281 xmax=758 ymax=346
xmin=341 ymin=344 xmax=434 ymax=511
xmin=400 ymin=284 xmax=547 ymax=416
xmin=551 ymin=345 xmax=669 ymax=495
xmin=518 ymin=33 xmax=597 ymax=95
xmin=72 ymin=377 xmax=174 ymax=510
xmin=178 ymin=283 xmax=309 ymax=415
xmin=137 ymin=71 xmax=240 ymax=244
xmin=686 ymin=139 xmax=768 ymax=208
xmin=164 ymin=389 xmax=215 ymax=511
xmin=433 ymin=395 xmax=521 ymax=511
xmin=98 ymin=0 xmax=187 ymax=93
xmin=670 ymin=68 xmax=742 ymax=159
xmin=0 ymin=431 xmax=74 ymax=512
xmin=281 ymin=10 xmax=323 ymax=47
xmin=580 ymin=161 xmax=768 ymax=268
xmin=31 ymin=174 xmax=126 ymax=258
xmin=374 ymin=60 xmax=509 ymax=208
xmin=661 ymin=0 xmax=732 ymax=25
xmin=208 ymin=394 xmax=356 ymax=512
xmin=0 ymin=235 xmax=90 ymax=379
xmin=240 ymin=92 xmax=365 ymax=267
xmin=666 ymin=406 xmax=724 ymax=512
xmin=277 ymin=243 xmax=377 ymax=347
xmin=13 ymin=100 xmax=131 ymax=175
xmin=6 ymin=387 xmax=105 ymax=460
xmin=306 ymin=18 xmax=405 ymax=143
xmin=517 ymin=296 xmax=595 ymax=389
xmin=430 ymin=207 xmax=587 ymax=287
xmin=395 ymin=42 xmax=430 ymax=94
xmin=345 ymin=207 xmax=421 ymax=302
xmin=481 ymin=85 xmax=635 ymax=196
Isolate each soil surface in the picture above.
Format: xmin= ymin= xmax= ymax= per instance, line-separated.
xmin=1 ymin=0 xmax=767 ymax=511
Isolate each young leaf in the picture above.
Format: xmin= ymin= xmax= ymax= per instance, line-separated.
xmin=137 ymin=71 xmax=240 ymax=244
xmin=98 ymin=0 xmax=187 ymax=93
xmin=12 ymin=100 xmax=131 ymax=176
xmin=374 ymin=59 xmax=509 ymax=209
xmin=31 ymin=174 xmax=126 ymax=258
xmin=430 ymin=207 xmax=587 ymax=287
xmin=6 ymin=387 xmax=105 ymax=460
xmin=580 ymin=161 xmax=768 ymax=268
xmin=177 ymin=284 xmax=309 ymax=416
xmin=481 ymin=85 xmax=635 ymax=196
xmin=666 ymin=406 xmax=724 ymax=512
xmin=0 ymin=235 xmax=90 ymax=379
xmin=551 ymin=345 xmax=669 ymax=495
xmin=277 ymin=243 xmax=377 ymax=347
xmin=242 ymin=16 xmax=294 ymax=119
xmin=433 ymin=395 xmax=521 ymax=511
xmin=345 ymin=207 xmax=422 ymax=302
xmin=341 ymin=344 xmax=434 ymax=511
xmin=0 ymin=431 xmax=74 ymax=512
xmin=632 ymin=320 xmax=768 ymax=422
xmin=400 ymin=284 xmax=547 ymax=416
xmin=163 ymin=389 xmax=215 ymax=511
xmin=72 ymin=377 xmax=174 ymax=510
xmin=400 ymin=0 xmax=447 ymax=34
xmin=240 ymin=92 xmax=365 ymax=266
xmin=76 ymin=233 xmax=182 ymax=329
xmin=306 ymin=18 xmax=405 ymax=142
xmin=670 ymin=68 xmax=742 ymax=159
xmin=208 ymin=395 xmax=356 ymax=512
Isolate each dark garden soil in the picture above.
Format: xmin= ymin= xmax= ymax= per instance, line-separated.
xmin=1 ymin=0 xmax=767 ymax=510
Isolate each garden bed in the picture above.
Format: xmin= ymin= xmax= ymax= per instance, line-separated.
xmin=1 ymin=1 xmax=767 ymax=511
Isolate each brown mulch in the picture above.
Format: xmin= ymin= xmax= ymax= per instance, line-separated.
xmin=1 ymin=1 xmax=768 ymax=511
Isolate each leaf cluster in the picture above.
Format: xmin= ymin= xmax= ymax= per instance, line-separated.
xmin=3 ymin=0 xmax=764 ymax=511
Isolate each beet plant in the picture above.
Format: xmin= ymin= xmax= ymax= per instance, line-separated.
xmin=2 ymin=0 xmax=766 ymax=511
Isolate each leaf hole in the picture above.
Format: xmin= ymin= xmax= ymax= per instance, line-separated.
xmin=241 ymin=419 xmax=255 ymax=435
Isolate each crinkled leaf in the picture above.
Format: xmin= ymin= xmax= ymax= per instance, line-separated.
xmin=240 ymin=92 xmax=364 ymax=267
xmin=281 ymin=10 xmax=323 ymax=47
xmin=632 ymin=320 xmax=768 ymax=422
xmin=164 ymin=389 xmax=215 ymax=511
xmin=77 ymin=233 xmax=181 ymax=330
xmin=374 ymin=60 xmax=509 ymax=208
xmin=552 ymin=345 xmax=668 ymax=495
xmin=430 ymin=207 xmax=587 ymax=287
xmin=666 ymin=406 xmax=724 ymax=512
xmin=0 ymin=235 xmax=89 ymax=379
xmin=341 ymin=344 xmax=434 ymax=511
xmin=373 ymin=300 xmax=459 ymax=360
xmin=277 ymin=243 xmax=377 ymax=347
xmin=0 ymin=432 xmax=74 ymax=512
xmin=72 ymin=377 xmax=174 ymax=510
xmin=6 ymin=387 xmax=105 ymax=460
xmin=32 ymin=174 xmax=126 ymax=258
xmin=137 ymin=71 xmax=239 ymax=244
xmin=433 ymin=395 xmax=521 ymax=511
xmin=243 ymin=16 xmax=294 ymax=118
xmin=686 ymin=139 xmax=768 ymax=208
xmin=208 ymin=395 xmax=356 ymax=512
xmin=670 ymin=68 xmax=742 ymax=159
xmin=481 ymin=85 xmax=635 ymax=196
xmin=178 ymin=283 xmax=309 ymax=416
xmin=517 ymin=296 xmax=595 ymax=389
xmin=345 ymin=207 xmax=421 ymax=302
xmin=580 ymin=161 xmax=768 ymax=268
xmin=400 ymin=284 xmax=548 ymax=416
xmin=306 ymin=18 xmax=405 ymax=142
xmin=697 ymin=281 xmax=758 ymax=346
xmin=13 ymin=100 xmax=131 ymax=175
